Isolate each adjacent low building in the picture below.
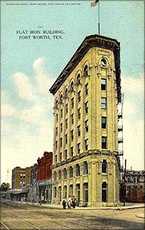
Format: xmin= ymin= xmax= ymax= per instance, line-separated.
xmin=12 ymin=166 xmax=32 ymax=190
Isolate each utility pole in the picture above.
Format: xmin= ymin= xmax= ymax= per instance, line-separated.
xmin=91 ymin=0 xmax=101 ymax=35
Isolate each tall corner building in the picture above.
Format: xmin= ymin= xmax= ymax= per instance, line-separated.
xmin=49 ymin=34 xmax=121 ymax=207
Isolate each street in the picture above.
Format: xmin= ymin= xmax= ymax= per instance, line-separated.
xmin=0 ymin=202 xmax=144 ymax=229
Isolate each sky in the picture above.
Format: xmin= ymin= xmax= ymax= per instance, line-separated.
xmin=1 ymin=0 xmax=144 ymax=185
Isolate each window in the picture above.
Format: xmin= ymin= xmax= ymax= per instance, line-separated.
xmin=60 ymin=94 xmax=63 ymax=103
xmin=60 ymin=138 xmax=62 ymax=147
xmin=65 ymin=104 xmax=68 ymax=113
xmin=60 ymin=123 xmax=63 ymax=132
xmin=78 ymin=91 xmax=81 ymax=102
xmin=64 ymin=150 xmax=67 ymax=160
xmin=77 ymin=74 xmax=81 ymax=85
xmin=84 ymin=65 xmax=89 ymax=76
xmin=70 ymin=81 xmax=74 ymax=92
xmin=54 ymin=155 xmax=57 ymax=163
xmin=69 ymin=166 xmax=73 ymax=178
xmin=71 ymin=114 xmax=74 ymax=124
xmin=85 ymin=83 xmax=88 ymax=95
xmin=102 ymin=160 xmax=107 ymax=173
xmin=83 ymin=161 xmax=88 ymax=175
xmin=55 ymin=127 xmax=58 ymax=136
xmin=71 ymin=130 xmax=74 ymax=141
xmin=70 ymin=147 xmax=73 ymax=157
xmin=101 ymin=97 xmax=107 ymax=109
xmin=101 ymin=79 xmax=107 ymax=90
xmin=77 ymin=143 xmax=80 ymax=154
xmin=85 ymin=139 xmax=88 ymax=151
xmin=85 ymin=120 xmax=88 ymax=132
xmin=65 ymin=134 xmax=67 ymax=145
xmin=58 ymin=170 xmax=61 ymax=179
xmin=76 ymin=164 xmax=80 ymax=176
xmin=77 ymin=125 xmax=81 ymax=137
xmin=63 ymin=168 xmax=67 ymax=179
xmin=69 ymin=184 xmax=73 ymax=197
xmin=55 ymin=141 xmax=57 ymax=149
xmin=59 ymin=152 xmax=62 ymax=162
xmin=65 ymin=119 xmax=68 ymax=129
xmin=101 ymin=117 xmax=107 ymax=129
xmin=102 ymin=136 xmax=107 ymax=149
xmin=56 ymin=114 xmax=58 ymax=122
xmin=85 ymin=102 xmax=88 ymax=114
xmin=54 ymin=171 xmax=57 ymax=181
xmin=71 ymin=98 xmax=74 ymax=108
xmin=64 ymin=88 xmax=68 ymax=98
xmin=60 ymin=109 xmax=63 ymax=118
xmin=102 ymin=182 xmax=107 ymax=202
xmin=78 ymin=108 xmax=81 ymax=119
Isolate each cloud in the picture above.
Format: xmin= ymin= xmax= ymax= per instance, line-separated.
xmin=122 ymin=74 xmax=144 ymax=96
xmin=1 ymin=104 xmax=16 ymax=117
xmin=13 ymin=72 xmax=33 ymax=100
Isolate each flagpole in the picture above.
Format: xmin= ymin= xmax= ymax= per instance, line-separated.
xmin=98 ymin=0 xmax=100 ymax=34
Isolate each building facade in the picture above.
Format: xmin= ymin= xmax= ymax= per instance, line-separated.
xmin=12 ymin=166 xmax=32 ymax=189
xmin=50 ymin=35 xmax=121 ymax=207
xmin=37 ymin=152 xmax=53 ymax=203
xmin=125 ymin=170 xmax=145 ymax=203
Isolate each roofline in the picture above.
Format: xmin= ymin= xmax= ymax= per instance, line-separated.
xmin=49 ymin=34 xmax=121 ymax=102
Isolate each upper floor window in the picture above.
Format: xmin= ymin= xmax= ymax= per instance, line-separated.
xmin=77 ymin=125 xmax=81 ymax=137
xmin=83 ymin=161 xmax=88 ymax=175
xmin=102 ymin=160 xmax=107 ymax=173
xmin=60 ymin=138 xmax=62 ymax=147
xmin=78 ymin=91 xmax=81 ymax=102
xmin=102 ymin=136 xmax=107 ymax=149
xmin=76 ymin=73 xmax=81 ymax=85
xmin=76 ymin=164 xmax=80 ymax=176
xmin=101 ymin=97 xmax=107 ymax=109
xmin=85 ymin=120 xmax=88 ymax=132
xmin=77 ymin=143 xmax=80 ymax=154
xmin=60 ymin=109 xmax=63 ymax=118
xmin=56 ymin=114 xmax=58 ymax=122
xmin=70 ymin=81 xmax=74 ymax=92
xmin=65 ymin=119 xmax=68 ymax=129
xmin=78 ymin=108 xmax=81 ymax=119
xmin=65 ymin=104 xmax=68 ymax=113
xmin=84 ymin=64 xmax=89 ymax=76
xmin=101 ymin=79 xmax=107 ymax=90
xmin=85 ymin=102 xmax=88 ymax=114
xmin=71 ymin=98 xmax=74 ymax=108
xmin=70 ymin=147 xmax=73 ymax=157
xmin=60 ymin=123 xmax=63 ymax=132
xmin=54 ymin=155 xmax=57 ymax=163
xmin=63 ymin=168 xmax=67 ymax=179
xmin=53 ymin=171 xmax=57 ymax=181
xmin=65 ymin=134 xmax=67 ymax=145
xmin=85 ymin=139 xmax=88 ymax=151
xmin=85 ymin=83 xmax=88 ymax=95
xmin=58 ymin=170 xmax=61 ymax=179
xmin=64 ymin=149 xmax=67 ymax=160
xmin=69 ymin=166 xmax=73 ymax=178
xmin=56 ymin=127 xmax=58 ymax=136
xmin=71 ymin=130 xmax=74 ymax=141
xmin=101 ymin=117 xmax=107 ymax=129
xmin=71 ymin=114 xmax=74 ymax=124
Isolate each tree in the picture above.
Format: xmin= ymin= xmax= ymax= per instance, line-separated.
xmin=0 ymin=182 xmax=10 ymax=191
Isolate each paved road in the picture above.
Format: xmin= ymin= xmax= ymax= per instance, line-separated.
xmin=0 ymin=202 xmax=144 ymax=230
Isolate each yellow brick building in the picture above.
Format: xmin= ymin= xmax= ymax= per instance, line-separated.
xmin=49 ymin=35 xmax=121 ymax=207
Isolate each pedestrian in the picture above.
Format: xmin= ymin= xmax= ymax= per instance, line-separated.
xmin=67 ymin=197 xmax=72 ymax=209
xmin=62 ymin=199 xmax=66 ymax=209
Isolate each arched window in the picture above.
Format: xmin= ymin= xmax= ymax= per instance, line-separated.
xmin=76 ymin=73 xmax=81 ymax=85
xmin=102 ymin=182 xmax=107 ymax=202
xmin=70 ymin=81 xmax=74 ymax=92
xmin=60 ymin=94 xmax=63 ymax=103
xmin=64 ymin=88 xmax=68 ymax=98
xmin=102 ymin=160 xmax=107 ymax=173
xmin=53 ymin=171 xmax=57 ymax=181
xmin=83 ymin=161 xmax=88 ymax=175
xmin=69 ymin=166 xmax=73 ymax=178
xmin=76 ymin=164 xmax=80 ymax=176
xmin=63 ymin=168 xmax=67 ymax=179
xmin=84 ymin=64 xmax=89 ymax=76
xmin=58 ymin=170 xmax=61 ymax=180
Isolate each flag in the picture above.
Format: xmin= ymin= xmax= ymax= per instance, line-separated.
xmin=91 ymin=0 xmax=99 ymax=7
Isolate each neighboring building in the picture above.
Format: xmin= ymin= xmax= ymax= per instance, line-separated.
xmin=37 ymin=152 xmax=53 ymax=203
xmin=125 ymin=170 xmax=145 ymax=203
xmin=49 ymin=34 xmax=121 ymax=207
xmin=28 ymin=163 xmax=39 ymax=202
xmin=12 ymin=166 xmax=32 ymax=189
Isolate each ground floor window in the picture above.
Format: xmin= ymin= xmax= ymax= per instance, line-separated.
xmin=69 ymin=184 xmax=73 ymax=197
xmin=63 ymin=185 xmax=67 ymax=199
xmin=58 ymin=186 xmax=61 ymax=202
xmin=76 ymin=184 xmax=80 ymax=206
xmin=83 ymin=183 xmax=88 ymax=206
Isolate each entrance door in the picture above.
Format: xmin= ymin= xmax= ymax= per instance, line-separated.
xmin=83 ymin=183 xmax=88 ymax=207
